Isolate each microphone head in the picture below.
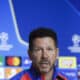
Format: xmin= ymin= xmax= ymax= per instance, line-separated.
xmin=56 ymin=73 xmax=67 ymax=80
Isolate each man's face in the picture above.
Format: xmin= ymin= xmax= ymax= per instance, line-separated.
xmin=29 ymin=37 xmax=58 ymax=73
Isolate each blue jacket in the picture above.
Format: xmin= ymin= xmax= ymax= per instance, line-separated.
xmin=10 ymin=66 xmax=67 ymax=80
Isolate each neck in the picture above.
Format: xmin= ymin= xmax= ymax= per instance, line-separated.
xmin=31 ymin=65 xmax=54 ymax=80
xmin=41 ymin=69 xmax=53 ymax=80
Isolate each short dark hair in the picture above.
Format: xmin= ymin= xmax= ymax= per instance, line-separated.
xmin=29 ymin=27 xmax=58 ymax=50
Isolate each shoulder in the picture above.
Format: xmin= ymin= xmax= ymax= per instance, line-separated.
xmin=56 ymin=73 xmax=68 ymax=80
xmin=54 ymin=68 xmax=68 ymax=80
xmin=55 ymin=70 xmax=78 ymax=80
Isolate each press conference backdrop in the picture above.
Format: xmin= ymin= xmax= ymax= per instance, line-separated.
xmin=0 ymin=0 xmax=80 ymax=79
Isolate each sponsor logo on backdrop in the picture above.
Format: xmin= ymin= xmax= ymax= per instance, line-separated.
xmin=0 ymin=32 xmax=13 ymax=51
xmin=5 ymin=68 xmax=23 ymax=79
xmin=0 ymin=68 xmax=5 ymax=79
xmin=62 ymin=72 xmax=76 ymax=77
xmin=24 ymin=58 xmax=32 ymax=65
xmin=68 ymin=34 xmax=80 ymax=53
xmin=0 ymin=56 xmax=4 ymax=66
xmin=58 ymin=57 xmax=77 ymax=69
xmin=22 ymin=57 xmax=32 ymax=67
xmin=6 ymin=56 xmax=21 ymax=66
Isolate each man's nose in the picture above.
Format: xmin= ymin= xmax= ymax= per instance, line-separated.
xmin=42 ymin=49 xmax=48 ymax=58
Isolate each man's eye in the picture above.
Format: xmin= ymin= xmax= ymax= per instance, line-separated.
xmin=33 ymin=48 xmax=41 ymax=51
xmin=47 ymin=48 xmax=54 ymax=51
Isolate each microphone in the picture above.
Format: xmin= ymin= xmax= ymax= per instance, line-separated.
xmin=56 ymin=73 xmax=67 ymax=80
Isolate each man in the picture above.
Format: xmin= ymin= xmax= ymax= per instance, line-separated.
xmin=11 ymin=27 xmax=67 ymax=80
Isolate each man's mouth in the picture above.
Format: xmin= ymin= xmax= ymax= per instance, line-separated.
xmin=40 ymin=62 xmax=49 ymax=67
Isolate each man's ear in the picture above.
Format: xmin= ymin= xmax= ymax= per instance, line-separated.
xmin=55 ymin=48 xmax=59 ymax=66
xmin=56 ymin=48 xmax=59 ymax=59
xmin=28 ymin=49 xmax=33 ymax=60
